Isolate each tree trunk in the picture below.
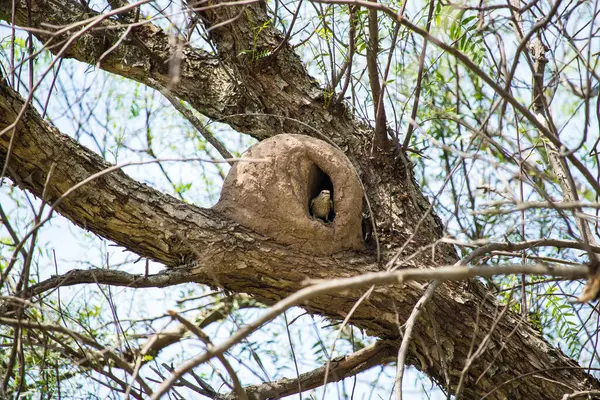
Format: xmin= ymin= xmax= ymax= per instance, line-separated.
xmin=0 ymin=0 xmax=598 ymax=398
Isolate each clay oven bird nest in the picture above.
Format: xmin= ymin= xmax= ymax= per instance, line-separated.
xmin=215 ymin=134 xmax=364 ymax=255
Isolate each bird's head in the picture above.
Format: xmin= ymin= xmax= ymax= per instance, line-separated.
xmin=320 ymin=189 xmax=331 ymax=197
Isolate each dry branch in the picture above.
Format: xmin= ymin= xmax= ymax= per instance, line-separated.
xmin=1 ymin=0 xmax=600 ymax=398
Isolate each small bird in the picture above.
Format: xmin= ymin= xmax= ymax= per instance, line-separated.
xmin=310 ymin=189 xmax=334 ymax=222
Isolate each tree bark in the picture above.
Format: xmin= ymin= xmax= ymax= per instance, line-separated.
xmin=0 ymin=0 xmax=599 ymax=398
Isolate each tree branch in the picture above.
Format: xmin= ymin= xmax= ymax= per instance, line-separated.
xmin=2 ymin=2 xmax=600 ymax=397
xmin=220 ymin=340 xmax=395 ymax=400
xmin=1 ymin=67 xmax=599 ymax=399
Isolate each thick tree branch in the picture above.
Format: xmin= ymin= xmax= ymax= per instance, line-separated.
xmin=0 ymin=0 xmax=248 ymax=122
xmin=1 ymin=59 xmax=600 ymax=399
xmin=0 ymin=0 xmax=363 ymax=142
xmin=2 ymin=0 xmax=600 ymax=396
xmin=0 ymin=0 xmax=448 ymax=256
xmin=219 ymin=340 xmax=395 ymax=400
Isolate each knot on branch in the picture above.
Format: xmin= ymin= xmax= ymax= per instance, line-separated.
xmin=215 ymin=134 xmax=364 ymax=255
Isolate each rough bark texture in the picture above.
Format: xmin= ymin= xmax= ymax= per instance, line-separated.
xmin=1 ymin=69 xmax=599 ymax=400
xmin=223 ymin=340 xmax=396 ymax=399
xmin=1 ymin=0 xmax=599 ymax=398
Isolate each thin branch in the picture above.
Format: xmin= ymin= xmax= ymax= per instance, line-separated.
xmin=15 ymin=266 xmax=206 ymax=301
xmin=150 ymin=262 xmax=588 ymax=399
xmin=365 ymin=0 xmax=388 ymax=150
xmin=394 ymin=280 xmax=440 ymax=400
xmin=219 ymin=340 xmax=394 ymax=400
xmin=310 ymin=0 xmax=600 ymax=196
xmin=447 ymin=238 xmax=600 ymax=266
xmin=168 ymin=310 xmax=248 ymax=400
xmin=149 ymin=78 xmax=235 ymax=164
xmin=0 ymin=317 xmax=153 ymax=395
xmin=401 ymin=0 xmax=435 ymax=150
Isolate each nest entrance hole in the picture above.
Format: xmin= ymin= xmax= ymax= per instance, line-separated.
xmin=307 ymin=164 xmax=335 ymax=222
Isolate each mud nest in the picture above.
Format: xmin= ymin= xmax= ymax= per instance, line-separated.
xmin=215 ymin=134 xmax=364 ymax=255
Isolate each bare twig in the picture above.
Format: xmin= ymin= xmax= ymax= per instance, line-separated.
xmin=394 ymin=280 xmax=440 ymax=400
xmin=168 ymin=310 xmax=248 ymax=400
xmin=150 ymin=261 xmax=587 ymax=399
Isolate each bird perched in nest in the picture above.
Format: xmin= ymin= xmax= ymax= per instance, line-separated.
xmin=310 ymin=189 xmax=334 ymax=222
